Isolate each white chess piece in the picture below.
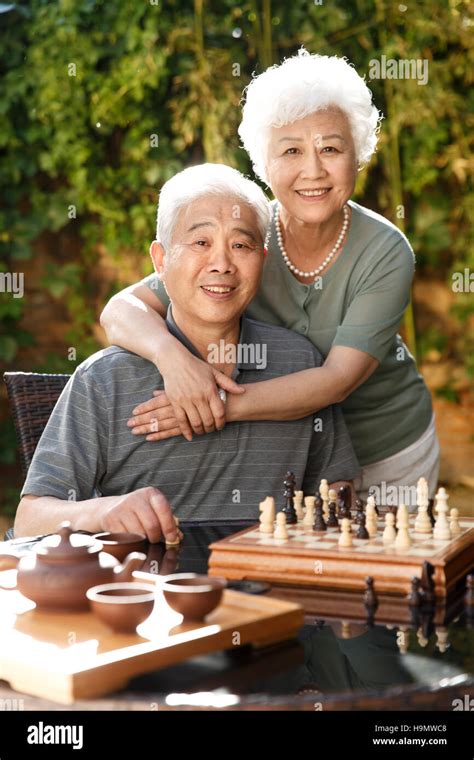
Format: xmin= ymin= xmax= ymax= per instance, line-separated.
xmin=449 ymin=507 xmax=461 ymax=536
xmin=396 ymin=626 xmax=409 ymax=654
xmin=338 ymin=517 xmax=353 ymax=548
xmin=303 ymin=496 xmax=315 ymax=527
xmin=294 ymin=490 xmax=304 ymax=521
xmin=414 ymin=477 xmax=432 ymax=534
xmin=395 ymin=504 xmax=411 ymax=549
xmin=319 ymin=479 xmax=329 ymax=520
xmin=383 ymin=512 xmax=396 ymax=543
xmin=259 ymin=496 xmax=275 ymax=534
xmin=435 ymin=626 xmax=449 ymax=653
xmin=433 ymin=487 xmax=451 ymax=540
xmin=273 ymin=511 xmax=289 ymax=540
xmin=365 ymin=499 xmax=378 ymax=538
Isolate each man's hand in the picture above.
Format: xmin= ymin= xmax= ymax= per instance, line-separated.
xmin=99 ymin=486 xmax=183 ymax=544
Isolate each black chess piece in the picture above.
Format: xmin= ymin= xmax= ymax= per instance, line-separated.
xmin=464 ymin=574 xmax=474 ymax=616
xmin=356 ymin=512 xmax=369 ymax=540
xmin=427 ymin=498 xmax=435 ymax=527
xmin=364 ymin=576 xmax=378 ymax=626
xmin=282 ymin=486 xmax=297 ymax=524
xmin=420 ymin=560 xmax=436 ymax=608
xmin=327 ymin=500 xmax=339 ymax=528
xmin=354 ymin=498 xmax=364 ymax=525
xmin=312 ymin=495 xmax=327 ymax=532
xmin=407 ymin=577 xmax=423 ymax=609
xmin=364 ymin=576 xmax=378 ymax=608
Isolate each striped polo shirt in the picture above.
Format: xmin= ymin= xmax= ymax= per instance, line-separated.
xmin=21 ymin=308 xmax=360 ymax=521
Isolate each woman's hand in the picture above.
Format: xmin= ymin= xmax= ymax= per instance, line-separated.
xmin=128 ymin=347 xmax=245 ymax=441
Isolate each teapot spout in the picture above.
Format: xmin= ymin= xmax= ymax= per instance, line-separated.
xmin=113 ymin=551 xmax=147 ymax=582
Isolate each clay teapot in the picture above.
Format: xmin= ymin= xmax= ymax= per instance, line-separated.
xmin=0 ymin=522 xmax=146 ymax=611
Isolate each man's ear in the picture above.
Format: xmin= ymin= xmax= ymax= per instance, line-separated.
xmin=149 ymin=241 xmax=166 ymax=278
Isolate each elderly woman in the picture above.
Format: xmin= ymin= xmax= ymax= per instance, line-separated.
xmin=100 ymin=51 xmax=439 ymax=505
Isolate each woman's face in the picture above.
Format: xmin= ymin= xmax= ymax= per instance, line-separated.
xmin=265 ymin=108 xmax=358 ymax=225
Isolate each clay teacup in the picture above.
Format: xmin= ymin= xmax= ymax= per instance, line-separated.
xmin=87 ymin=582 xmax=155 ymax=632
xmin=161 ymin=573 xmax=226 ymax=621
xmin=93 ymin=532 xmax=147 ymax=562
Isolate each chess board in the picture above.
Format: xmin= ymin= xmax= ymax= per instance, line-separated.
xmin=208 ymin=514 xmax=474 ymax=597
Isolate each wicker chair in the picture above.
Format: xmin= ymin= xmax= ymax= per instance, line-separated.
xmin=3 ymin=372 xmax=71 ymax=540
xmin=4 ymin=372 xmax=71 ymax=476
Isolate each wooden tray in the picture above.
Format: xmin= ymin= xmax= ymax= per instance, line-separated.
xmin=208 ymin=518 xmax=474 ymax=597
xmin=0 ymin=578 xmax=303 ymax=704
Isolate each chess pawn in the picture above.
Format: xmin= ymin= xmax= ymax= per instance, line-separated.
xmin=273 ymin=512 xmax=289 ymax=540
xmin=407 ymin=577 xmax=422 ymax=609
xmin=365 ymin=499 xmax=378 ymax=538
xmin=327 ymin=500 xmax=339 ymax=528
xmin=303 ymin=496 xmax=315 ymax=527
xmin=313 ymin=495 xmax=327 ymax=532
xmin=294 ymin=490 xmax=304 ymax=521
xmin=364 ymin=576 xmax=378 ymax=609
xmin=433 ymin=487 xmax=451 ymax=540
xmin=338 ymin=517 xmax=353 ymax=548
xmin=395 ymin=504 xmax=411 ymax=549
xmin=435 ymin=626 xmax=449 ymax=653
xmin=449 ymin=507 xmax=461 ymax=536
xmin=383 ymin=512 xmax=396 ymax=543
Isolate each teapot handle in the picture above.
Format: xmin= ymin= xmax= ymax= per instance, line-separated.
xmin=0 ymin=554 xmax=19 ymax=590
xmin=114 ymin=552 xmax=147 ymax=582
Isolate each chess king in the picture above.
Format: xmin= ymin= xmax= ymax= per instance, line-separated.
xmin=15 ymin=164 xmax=360 ymax=540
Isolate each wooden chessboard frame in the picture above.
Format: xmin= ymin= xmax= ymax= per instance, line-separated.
xmin=208 ymin=517 xmax=474 ymax=598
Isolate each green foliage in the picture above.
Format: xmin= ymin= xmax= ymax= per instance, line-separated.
xmin=0 ymin=0 xmax=472 ymax=479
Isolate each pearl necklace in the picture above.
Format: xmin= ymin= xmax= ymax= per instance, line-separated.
xmin=267 ymin=203 xmax=350 ymax=279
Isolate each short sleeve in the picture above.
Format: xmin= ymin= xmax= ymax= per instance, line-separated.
xmin=332 ymin=236 xmax=415 ymax=363
xmin=20 ymin=369 xmax=109 ymax=501
xmin=142 ymin=273 xmax=171 ymax=308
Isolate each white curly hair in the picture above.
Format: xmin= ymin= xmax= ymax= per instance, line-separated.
xmin=238 ymin=49 xmax=383 ymax=184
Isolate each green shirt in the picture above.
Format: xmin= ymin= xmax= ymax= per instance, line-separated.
xmin=144 ymin=200 xmax=432 ymax=466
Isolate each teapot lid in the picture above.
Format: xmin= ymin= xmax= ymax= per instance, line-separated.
xmin=36 ymin=522 xmax=101 ymax=559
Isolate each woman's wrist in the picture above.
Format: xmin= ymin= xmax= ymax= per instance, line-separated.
xmin=152 ymin=331 xmax=186 ymax=373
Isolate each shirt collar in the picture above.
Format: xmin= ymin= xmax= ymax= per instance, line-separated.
xmin=165 ymin=305 xmax=261 ymax=372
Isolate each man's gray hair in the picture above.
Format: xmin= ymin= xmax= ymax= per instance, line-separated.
xmin=157 ymin=163 xmax=271 ymax=253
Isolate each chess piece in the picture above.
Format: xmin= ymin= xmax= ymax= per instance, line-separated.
xmin=367 ymin=488 xmax=380 ymax=516
xmin=382 ymin=512 xmax=396 ymax=544
xmin=327 ymin=500 xmax=339 ymax=528
xmin=435 ymin=626 xmax=449 ymax=653
xmin=312 ymin=495 xmax=327 ymax=532
xmin=354 ymin=498 xmax=364 ymax=525
xmin=294 ymin=490 xmax=304 ymax=521
xmin=364 ymin=576 xmax=378 ymax=609
xmin=449 ymin=507 xmax=461 ymax=536
xmin=416 ymin=628 xmax=429 ymax=648
xmin=259 ymin=496 xmax=276 ymax=534
xmin=282 ymin=476 xmax=297 ymax=525
xmin=319 ymin=479 xmax=329 ymax=520
xmin=395 ymin=504 xmax=411 ymax=549
xmin=464 ymin=574 xmax=474 ymax=613
xmin=433 ymin=488 xmax=451 ymax=540
xmin=273 ymin=512 xmax=289 ymax=540
xmin=407 ymin=577 xmax=422 ymax=609
xmin=420 ymin=560 xmax=436 ymax=607
xmin=338 ymin=485 xmax=351 ymax=520
xmin=415 ymin=477 xmax=432 ymax=534
xmin=338 ymin=517 xmax=353 ymax=548
xmin=303 ymin=496 xmax=315 ymax=527
xmin=356 ymin=512 xmax=369 ymax=539
xmin=166 ymin=516 xmax=182 ymax=547
xmin=396 ymin=626 xmax=409 ymax=654
xmin=365 ymin=498 xmax=378 ymax=538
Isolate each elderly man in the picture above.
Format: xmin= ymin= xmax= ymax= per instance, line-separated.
xmin=15 ymin=164 xmax=359 ymax=542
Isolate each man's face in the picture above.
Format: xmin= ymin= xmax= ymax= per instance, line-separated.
xmin=153 ymin=196 xmax=265 ymax=327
